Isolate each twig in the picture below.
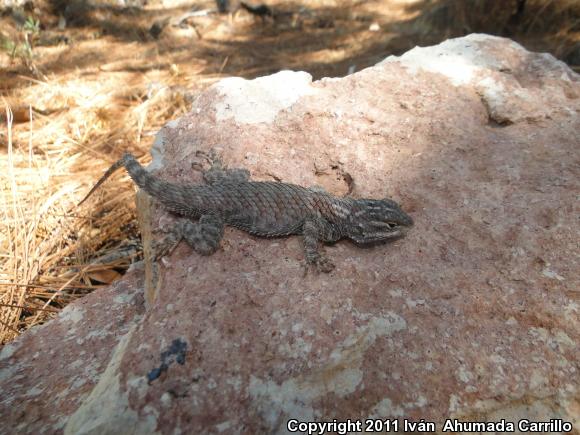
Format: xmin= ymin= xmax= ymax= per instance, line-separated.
xmin=219 ymin=56 xmax=229 ymax=74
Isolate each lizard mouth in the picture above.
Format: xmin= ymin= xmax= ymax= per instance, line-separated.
xmin=372 ymin=221 xmax=401 ymax=231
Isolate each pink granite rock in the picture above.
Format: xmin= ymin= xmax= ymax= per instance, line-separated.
xmin=1 ymin=34 xmax=578 ymax=434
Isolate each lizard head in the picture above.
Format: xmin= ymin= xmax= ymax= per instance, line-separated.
xmin=346 ymin=198 xmax=413 ymax=244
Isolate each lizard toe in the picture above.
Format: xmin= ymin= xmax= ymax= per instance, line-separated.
xmin=152 ymin=238 xmax=180 ymax=260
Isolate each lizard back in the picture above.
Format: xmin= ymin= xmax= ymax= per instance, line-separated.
xmin=178 ymin=182 xmax=347 ymax=237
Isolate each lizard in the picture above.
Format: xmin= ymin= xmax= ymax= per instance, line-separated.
xmin=79 ymin=152 xmax=413 ymax=272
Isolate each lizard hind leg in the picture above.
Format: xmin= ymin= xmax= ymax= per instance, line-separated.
xmin=203 ymin=165 xmax=250 ymax=185
xmin=153 ymin=215 xmax=225 ymax=260
xmin=201 ymin=152 xmax=250 ymax=185
xmin=193 ymin=150 xmax=250 ymax=184
xmin=182 ymin=214 xmax=225 ymax=255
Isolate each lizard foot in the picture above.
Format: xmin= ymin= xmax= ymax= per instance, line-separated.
xmin=314 ymin=256 xmax=335 ymax=273
xmin=303 ymin=256 xmax=335 ymax=274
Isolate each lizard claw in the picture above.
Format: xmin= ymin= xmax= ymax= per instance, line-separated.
xmin=303 ymin=256 xmax=335 ymax=274
xmin=315 ymin=256 xmax=335 ymax=273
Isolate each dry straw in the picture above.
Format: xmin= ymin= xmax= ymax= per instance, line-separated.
xmin=0 ymin=74 xmax=190 ymax=344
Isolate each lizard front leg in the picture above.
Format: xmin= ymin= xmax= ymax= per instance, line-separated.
xmin=302 ymin=219 xmax=335 ymax=273
xmin=154 ymin=215 xmax=225 ymax=259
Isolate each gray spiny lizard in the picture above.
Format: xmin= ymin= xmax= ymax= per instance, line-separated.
xmin=80 ymin=152 xmax=413 ymax=272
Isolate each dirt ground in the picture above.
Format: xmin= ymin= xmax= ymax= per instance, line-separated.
xmin=0 ymin=0 xmax=578 ymax=343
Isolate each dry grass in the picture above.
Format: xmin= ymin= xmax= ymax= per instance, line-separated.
xmin=0 ymin=73 xmax=192 ymax=343
xmin=1 ymin=0 xmax=578 ymax=344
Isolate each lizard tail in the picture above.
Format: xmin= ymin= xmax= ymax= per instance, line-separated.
xmin=79 ymin=152 xmax=189 ymax=210
xmin=78 ymin=153 xmax=132 ymax=206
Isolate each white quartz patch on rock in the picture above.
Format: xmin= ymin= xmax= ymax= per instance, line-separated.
xmin=381 ymin=33 xmax=520 ymax=86
xmin=214 ymin=71 xmax=317 ymax=124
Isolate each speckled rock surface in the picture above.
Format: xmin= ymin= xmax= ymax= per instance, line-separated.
xmin=1 ymin=34 xmax=578 ymax=435
xmin=0 ymin=265 xmax=146 ymax=434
